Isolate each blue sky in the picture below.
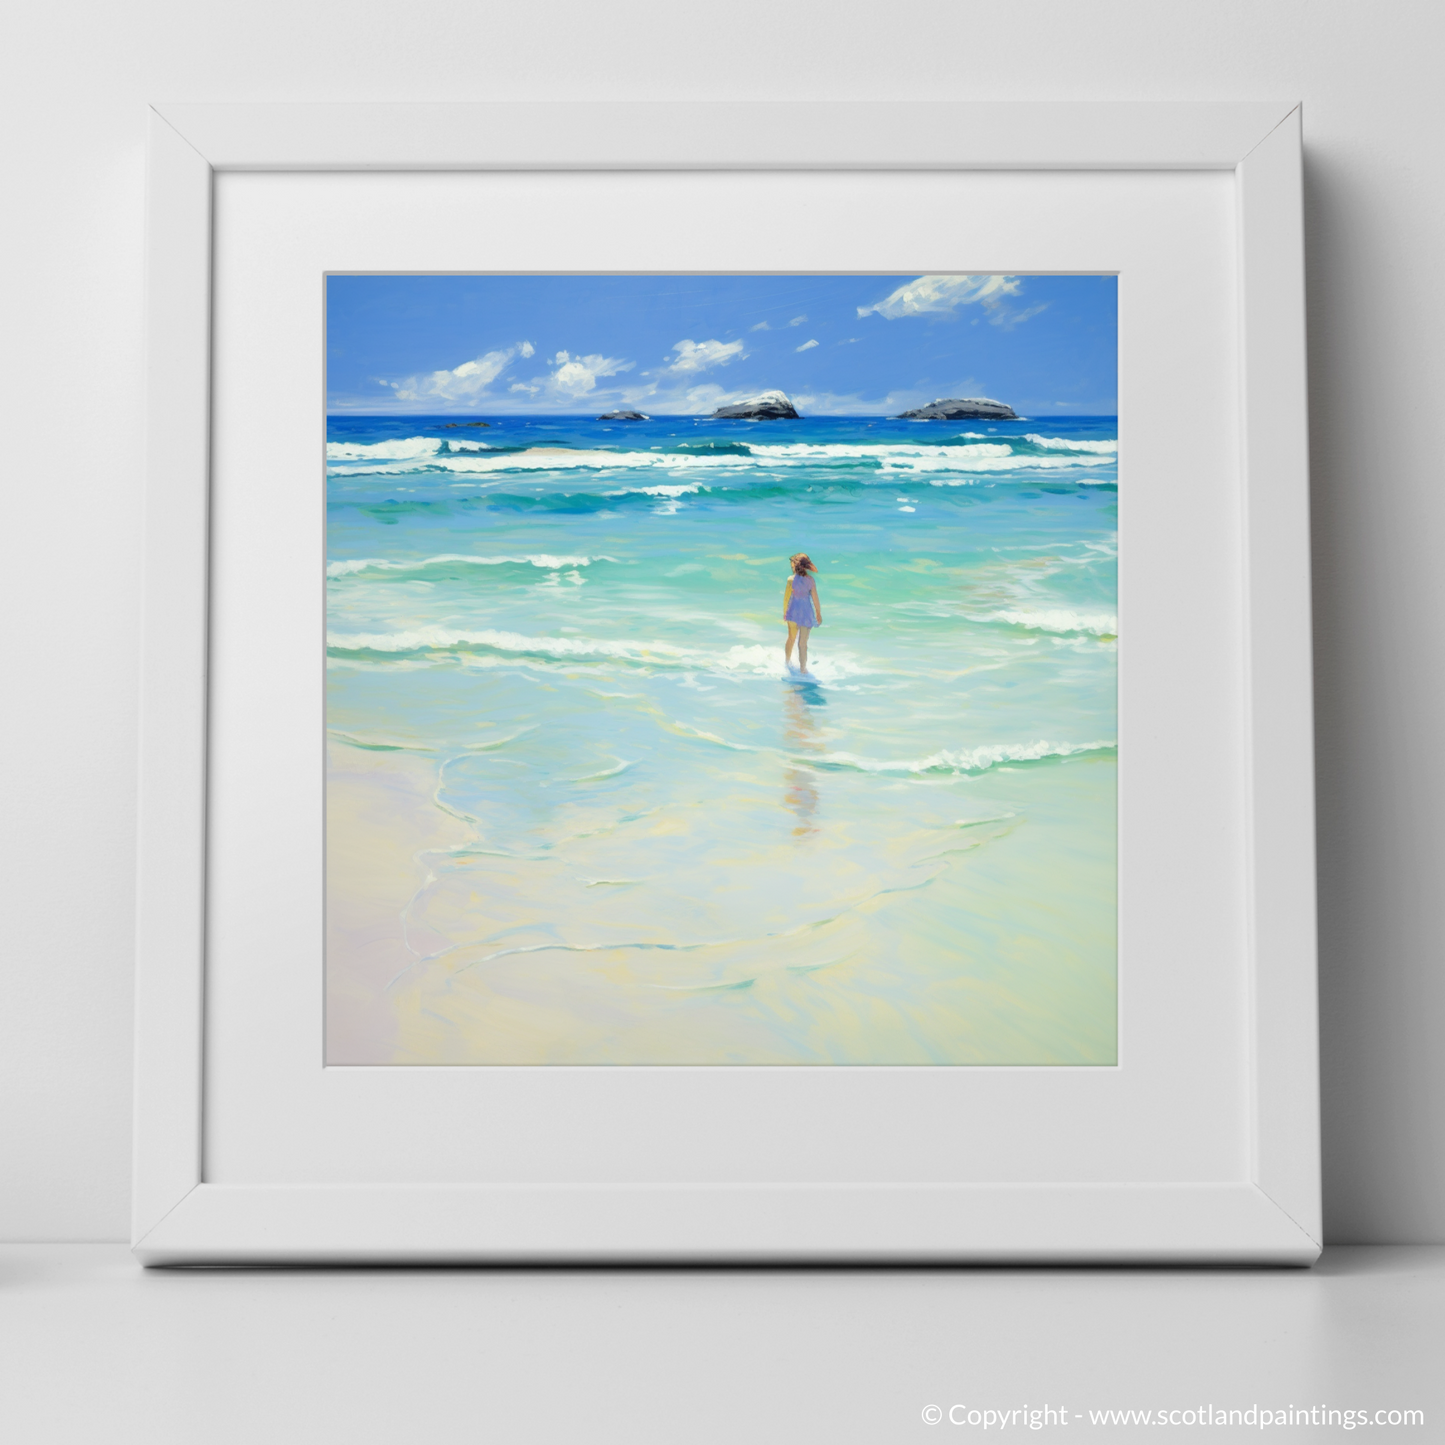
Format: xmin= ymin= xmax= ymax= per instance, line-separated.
xmin=325 ymin=273 xmax=1116 ymax=417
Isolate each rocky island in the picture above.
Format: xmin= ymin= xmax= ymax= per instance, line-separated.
xmin=441 ymin=420 xmax=491 ymax=428
xmin=596 ymin=410 xmax=650 ymax=421
xmin=895 ymin=397 xmax=1018 ymax=421
xmin=711 ymin=390 xmax=800 ymax=420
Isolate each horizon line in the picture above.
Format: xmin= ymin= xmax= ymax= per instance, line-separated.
xmin=323 ymin=410 xmax=1120 ymax=420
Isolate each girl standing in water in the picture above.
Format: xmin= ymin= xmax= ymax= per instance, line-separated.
xmin=783 ymin=553 xmax=823 ymax=672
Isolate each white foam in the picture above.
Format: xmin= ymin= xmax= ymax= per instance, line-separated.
xmin=329 ymin=626 xmax=681 ymax=660
xmin=893 ymin=453 xmax=1093 ymax=473
xmin=818 ymin=739 xmax=1115 ymax=775
xmin=326 ymin=627 xmax=868 ymax=682
xmin=711 ymin=644 xmax=865 ymax=682
xmin=337 ymin=448 xmax=751 ymax=476
xmin=326 ymin=439 xmax=1115 ymax=478
xmin=327 ymin=553 xmax=607 ymax=578
xmin=747 ymin=442 xmax=1013 ymax=460
xmin=325 ymin=436 xmax=442 ymax=461
xmin=604 ymin=483 xmax=704 ymax=498
xmin=1024 ymin=434 xmax=1118 ymax=454
xmin=976 ymin=609 xmax=1118 ymax=635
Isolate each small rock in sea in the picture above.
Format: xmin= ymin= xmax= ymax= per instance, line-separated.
xmin=596 ymin=410 xmax=650 ymax=421
xmin=711 ymin=390 xmax=801 ymax=420
xmin=440 ymin=421 xmax=492 ymax=428
xmin=894 ymin=397 xmax=1018 ymax=420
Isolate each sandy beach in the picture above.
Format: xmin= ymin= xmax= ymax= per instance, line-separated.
xmin=325 ymin=739 xmax=469 ymax=1063
xmin=327 ymin=732 xmax=1116 ymax=1066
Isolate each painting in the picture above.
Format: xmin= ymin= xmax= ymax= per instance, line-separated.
xmin=324 ymin=272 xmax=1117 ymax=1065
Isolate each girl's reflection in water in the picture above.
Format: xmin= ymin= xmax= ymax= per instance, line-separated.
xmin=782 ymin=682 xmax=827 ymax=839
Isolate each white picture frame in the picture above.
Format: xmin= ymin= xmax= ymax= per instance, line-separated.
xmin=136 ymin=102 xmax=1318 ymax=1265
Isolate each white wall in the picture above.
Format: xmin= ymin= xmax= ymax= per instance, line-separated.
xmin=3 ymin=0 xmax=1441 ymax=1243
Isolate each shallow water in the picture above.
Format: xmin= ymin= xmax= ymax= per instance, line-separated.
xmin=325 ymin=412 xmax=1118 ymax=1064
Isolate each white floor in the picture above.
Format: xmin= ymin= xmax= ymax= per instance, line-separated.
xmin=2 ymin=1245 xmax=1440 ymax=1442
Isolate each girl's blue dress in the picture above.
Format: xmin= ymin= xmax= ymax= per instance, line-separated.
xmin=785 ymin=573 xmax=819 ymax=627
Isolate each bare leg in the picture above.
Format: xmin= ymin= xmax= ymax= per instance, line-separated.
xmin=785 ymin=621 xmax=799 ymax=665
xmin=798 ymin=627 xmax=810 ymax=672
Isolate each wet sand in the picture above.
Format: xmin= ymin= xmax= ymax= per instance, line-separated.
xmin=326 ymin=738 xmax=1116 ymax=1066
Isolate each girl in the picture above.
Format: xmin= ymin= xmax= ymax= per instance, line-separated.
xmin=783 ymin=553 xmax=823 ymax=672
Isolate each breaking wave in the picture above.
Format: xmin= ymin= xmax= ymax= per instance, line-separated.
xmin=327 ymin=553 xmax=609 ymax=578
xmin=325 ymin=436 xmax=442 ymax=461
xmin=326 ymin=440 xmax=1116 ymax=479
xmin=976 ymin=609 xmax=1118 ymax=635
xmin=1023 ymin=434 xmax=1118 ymax=454
xmin=327 ymin=626 xmax=869 ymax=682
xmin=811 ymin=739 xmax=1116 ymax=775
xmin=604 ymin=483 xmax=704 ymax=498
xmin=745 ymin=441 xmax=1013 ymax=461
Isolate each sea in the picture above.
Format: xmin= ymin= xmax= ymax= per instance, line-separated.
xmin=325 ymin=412 xmax=1118 ymax=1065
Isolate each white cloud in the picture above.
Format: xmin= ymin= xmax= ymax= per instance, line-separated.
xmin=542 ymin=349 xmax=634 ymax=399
xmin=992 ymin=303 xmax=1048 ymax=330
xmin=787 ymin=315 xmax=807 ymax=326
xmin=382 ymin=341 xmax=535 ymax=403
xmin=795 ymin=339 xmax=819 ymax=352
xmin=858 ymin=274 xmax=1023 ymax=320
xmin=677 ymin=382 xmax=750 ymax=411
xmin=749 ymin=321 xmax=771 ymax=332
xmin=838 ymin=337 xmax=861 ymax=345
xmin=661 ymin=338 xmax=747 ymax=374
xmin=607 ymin=380 xmax=753 ymax=414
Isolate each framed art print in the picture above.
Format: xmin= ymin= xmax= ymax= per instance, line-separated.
xmin=135 ymin=103 xmax=1319 ymax=1263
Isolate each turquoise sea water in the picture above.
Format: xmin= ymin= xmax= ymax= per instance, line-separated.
xmin=326 ymin=412 xmax=1118 ymax=1064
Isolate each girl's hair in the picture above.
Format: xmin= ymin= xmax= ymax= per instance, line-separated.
xmin=790 ymin=553 xmax=816 ymax=575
